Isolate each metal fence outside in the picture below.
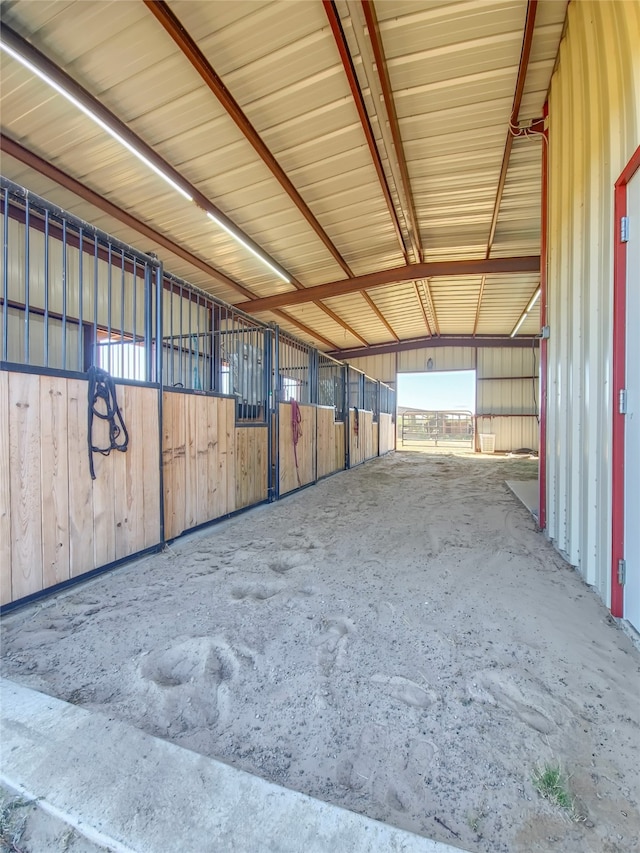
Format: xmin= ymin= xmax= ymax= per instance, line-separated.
xmin=400 ymin=410 xmax=474 ymax=447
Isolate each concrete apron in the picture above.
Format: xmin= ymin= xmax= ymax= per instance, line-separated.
xmin=0 ymin=679 xmax=466 ymax=853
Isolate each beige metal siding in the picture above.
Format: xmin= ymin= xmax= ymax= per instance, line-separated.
xmin=476 ymin=347 xmax=540 ymax=451
xmin=546 ymin=0 xmax=640 ymax=602
xmin=398 ymin=346 xmax=475 ymax=373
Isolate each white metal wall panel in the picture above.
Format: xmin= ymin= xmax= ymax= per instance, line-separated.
xmin=477 ymin=415 xmax=539 ymax=452
xmin=398 ymin=346 xmax=475 ymax=373
xmin=345 ymin=353 xmax=396 ymax=385
xmin=546 ymin=0 xmax=640 ymax=603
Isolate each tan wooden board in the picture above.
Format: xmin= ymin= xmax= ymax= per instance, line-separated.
xmin=316 ymin=406 xmax=345 ymax=479
xmin=40 ymin=374 xmax=70 ymax=588
xmin=67 ymin=377 xmax=95 ymax=577
xmin=279 ymin=402 xmax=316 ymax=496
xmin=235 ymin=427 xmax=268 ymax=509
xmin=0 ymin=372 xmax=12 ymax=604
xmin=141 ymin=387 xmax=161 ymax=549
xmin=9 ymin=372 xmax=43 ymax=599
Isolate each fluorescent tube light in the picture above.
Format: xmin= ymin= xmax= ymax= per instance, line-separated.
xmin=526 ymin=288 xmax=541 ymax=313
xmin=1 ymin=40 xmax=193 ymax=202
xmin=510 ymin=287 xmax=541 ymax=337
xmin=207 ymin=212 xmax=290 ymax=283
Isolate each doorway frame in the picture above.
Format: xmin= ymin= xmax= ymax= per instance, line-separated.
xmin=611 ymin=146 xmax=640 ymax=617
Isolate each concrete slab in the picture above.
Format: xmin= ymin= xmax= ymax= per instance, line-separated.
xmin=506 ymin=479 xmax=538 ymax=520
xmin=0 ymin=679 xmax=467 ymax=853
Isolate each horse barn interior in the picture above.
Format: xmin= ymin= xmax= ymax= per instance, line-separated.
xmin=0 ymin=1 xmax=639 ymax=852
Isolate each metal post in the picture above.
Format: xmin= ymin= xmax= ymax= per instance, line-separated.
xmin=155 ymin=261 xmax=165 ymax=545
xmin=77 ymin=227 xmax=83 ymax=372
xmin=44 ymin=210 xmax=50 ymax=368
xmin=2 ymin=188 xmax=8 ymax=362
xmin=273 ymin=324 xmax=280 ymax=500
xmin=24 ymin=198 xmax=30 ymax=365
xmin=144 ymin=261 xmax=153 ymax=382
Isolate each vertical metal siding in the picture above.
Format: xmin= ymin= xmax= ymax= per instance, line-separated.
xmin=546 ymin=0 xmax=640 ymax=603
xmin=476 ymin=347 xmax=540 ymax=451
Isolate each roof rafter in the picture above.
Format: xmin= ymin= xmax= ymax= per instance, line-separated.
xmin=0 ymin=134 xmax=340 ymax=350
xmin=328 ymin=335 xmax=539 ymax=360
xmin=144 ymin=0 xmax=391 ymax=349
xmin=242 ymin=255 xmax=541 ymax=314
xmin=360 ymin=0 xmax=440 ymax=335
xmin=473 ymin=0 xmax=540 ymax=336
xmin=1 ymin=24 xmax=368 ymax=348
xmin=322 ymin=0 xmax=408 ymax=262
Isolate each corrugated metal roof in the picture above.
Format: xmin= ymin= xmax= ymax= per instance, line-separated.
xmin=0 ymin=0 xmax=567 ymax=349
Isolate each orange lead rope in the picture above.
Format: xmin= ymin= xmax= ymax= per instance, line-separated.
xmin=290 ymin=397 xmax=303 ymax=486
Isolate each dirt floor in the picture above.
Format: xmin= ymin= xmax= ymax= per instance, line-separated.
xmin=2 ymin=451 xmax=639 ymax=853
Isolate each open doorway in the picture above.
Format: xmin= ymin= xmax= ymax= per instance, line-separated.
xmin=397 ymin=370 xmax=476 ymax=449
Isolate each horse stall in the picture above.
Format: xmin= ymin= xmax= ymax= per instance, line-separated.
xmin=0 ymin=180 xmax=395 ymax=609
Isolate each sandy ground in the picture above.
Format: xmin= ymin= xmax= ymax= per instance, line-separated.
xmin=1 ymin=451 xmax=639 ymax=853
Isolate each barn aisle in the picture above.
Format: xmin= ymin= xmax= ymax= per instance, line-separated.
xmin=2 ymin=452 xmax=639 ymax=853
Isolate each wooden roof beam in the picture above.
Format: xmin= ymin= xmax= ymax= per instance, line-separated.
xmin=242 ymin=255 xmax=541 ymax=314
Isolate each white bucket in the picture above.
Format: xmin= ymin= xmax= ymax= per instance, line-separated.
xmin=479 ymin=433 xmax=496 ymax=453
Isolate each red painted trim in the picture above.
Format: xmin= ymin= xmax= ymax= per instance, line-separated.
xmin=611 ymin=145 xmax=640 ymax=617
xmin=538 ymin=102 xmax=549 ymax=531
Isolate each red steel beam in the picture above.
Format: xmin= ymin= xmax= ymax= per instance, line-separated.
xmin=360 ymin=1 xmax=440 ymax=335
xmin=486 ymin=0 xmax=538 ymax=258
xmin=473 ymin=0 xmax=539 ymax=336
xmin=144 ymin=0 xmax=354 ymax=279
xmin=360 ymin=0 xmax=420 ymax=262
xmin=362 ymin=292 xmax=399 ymax=341
xmin=322 ymin=0 xmax=408 ymax=262
xmin=0 ymin=135 xmax=340 ymax=350
xmin=242 ymin=255 xmax=541 ymax=314
xmin=327 ymin=335 xmax=539 ymax=360
xmin=414 ymin=282 xmax=433 ymax=337
xmin=143 ymin=1 xmax=372 ymax=348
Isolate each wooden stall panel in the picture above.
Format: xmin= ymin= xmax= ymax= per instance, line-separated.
xmin=162 ymin=392 xmax=237 ymax=539
xmin=0 ymin=372 xmax=12 ymax=605
xmin=372 ymin=423 xmax=379 ymax=460
xmin=8 ymin=372 xmax=43 ymax=600
xmin=140 ymin=387 xmax=161 ymax=549
xmin=40 ymin=375 xmax=70 ymax=588
xmin=379 ymin=413 xmax=395 ymax=455
xmin=349 ymin=409 xmax=373 ymax=467
xmin=317 ymin=407 xmax=345 ymax=479
xmin=162 ymin=390 xmax=186 ymax=541
xmin=235 ymin=427 xmax=268 ymax=510
xmin=334 ymin=422 xmax=345 ymax=473
xmin=67 ymin=378 xmax=95 ymax=577
xmin=279 ymin=402 xmax=316 ymax=496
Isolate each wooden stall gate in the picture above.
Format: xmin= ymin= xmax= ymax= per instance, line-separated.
xmin=379 ymin=413 xmax=395 ymax=455
xmin=1 ymin=370 xmax=160 ymax=606
xmin=278 ymin=402 xmax=317 ymax=496
xmin=348 ymin=408 xmax=376 ymax=467
xmin=316 ymin=406 xmax=346 ymax=479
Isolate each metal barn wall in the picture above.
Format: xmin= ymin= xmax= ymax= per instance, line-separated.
xmin=546 ymin=0 xmax=640 ymax=603
xmin=347 ymin=346 xmax=539 ymax=451
xmin=477 ymin=348 xmax=539 ymax=452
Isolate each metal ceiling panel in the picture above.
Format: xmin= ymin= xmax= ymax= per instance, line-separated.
xmin=0 ymin=0 xmax=566 ymax=349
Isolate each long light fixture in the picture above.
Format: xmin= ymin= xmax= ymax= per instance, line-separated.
xmin=206 ymin=212 xmax=289 ymax=283
xmin=0 ymin=41 xmax=193 ymax=203
xmin=1 ymin=37 xmax=291 ymax=283
xmin=511 ymin=287 xmax=541 ymax=337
